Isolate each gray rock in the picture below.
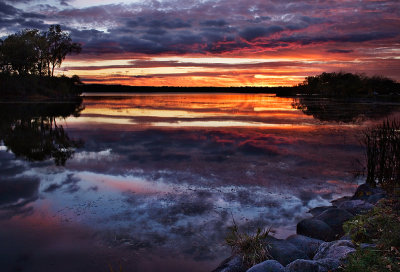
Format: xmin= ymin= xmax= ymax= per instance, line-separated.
xmin=286 ymin=235 xmax=324 ymax=258
xmin=316 ymin=258 xmax=341 ymax=271
xmin=360 ymin=243 xmax=377 ymax=249
xmin=337 ymin=200 xmax=374 ymax=215
xmin=313 ymin=240 xmax=356 ymax=261
xmin=285 ymin=258 xmax=341 ymax=272
xmin=308 ymin=206 xmax=336 ymax=217
xmin=285 ymin=259 xmax=322 ymax=272
xmin=212 ymin=255 xmax=246 ymax=272
xmin=246 ymin=260 xmax=284 ymax=272
xmin=315 ymin=208 xmax=354 ymax=234
xmin=331 ymin=196 xmax=352 ymax=207
xmin=297 ymin=218 xmax=336 ymax=241
xmin=367 ymin=193 xmax=386 ymax=204
xmin=266 ymin=236 xmax=308 ymax=266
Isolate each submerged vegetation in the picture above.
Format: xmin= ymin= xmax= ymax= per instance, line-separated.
xmin=0 ymin=25 xmax=82 ymax=99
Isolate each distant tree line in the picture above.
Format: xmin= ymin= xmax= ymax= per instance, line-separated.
xmin=298 ymin=72 xmax=400 ymax=96
xmin=0 ymin=25 xmax=81 ymax=77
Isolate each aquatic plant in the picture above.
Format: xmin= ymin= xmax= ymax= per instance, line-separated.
xmin=363 ymin=119 xmax=400 ymax=193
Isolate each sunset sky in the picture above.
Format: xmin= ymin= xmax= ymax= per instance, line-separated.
xmin=1 ymin=0 xmax=399 ymax=86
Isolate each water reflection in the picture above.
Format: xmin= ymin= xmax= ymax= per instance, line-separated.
xmin=1 ymin=94 xmax=400 ymax=272
xmin=0 ymin=100 xmax=84 ymax=165
xmin=292 ymin=96 xmax=400 ymax=123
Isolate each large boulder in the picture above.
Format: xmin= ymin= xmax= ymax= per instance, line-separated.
xmin=308 ymin=206 xmax=336 ymax=217
xmin=246 ymin=260 xmax=285 ymax=272
xmin=297 ymin=218 xmax=336 ymax=241
xmin=337 ymin=200 xmax=374 ymax=215
xmin=286 ymin=235 xmax=324 ymax=258
xmin=266 ymin=236 xmax=308 ymax=266
xmin=313 ymin=240 xmax=356 ymax=261
xmin=315 ymin=208 xmax=354 ymax=234
xmin=352 ymin=183 xmax=386 ymax=202
xmin=212 ymin=255 xmax=246 ymax=272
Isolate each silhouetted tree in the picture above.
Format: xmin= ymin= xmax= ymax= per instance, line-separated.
xmin=298 ymin=72 xmax=400 ymax=96
xmin=45 ymin=25 xmax=81 ymax=77
xmin=0 ymin=25 xmax=81 ymax=77
xmin=0 ymin=29 xmax=42 ymax=75
xmin=0 ymin=100 xmax=84 ymax=165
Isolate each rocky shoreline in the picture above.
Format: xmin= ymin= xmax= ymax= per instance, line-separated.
xmin=212 ymin=183 xmax=387 ymax=272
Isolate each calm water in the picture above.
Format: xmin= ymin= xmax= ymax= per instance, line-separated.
xmin=1 ymin=93 xmax=400 ymax=272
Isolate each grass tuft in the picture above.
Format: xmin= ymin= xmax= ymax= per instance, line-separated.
xmin=225 ymin=218 xmax=271 ymax=268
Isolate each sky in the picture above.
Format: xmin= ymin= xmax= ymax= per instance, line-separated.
xmin=0 ymin=0 xmax=399 ymax=86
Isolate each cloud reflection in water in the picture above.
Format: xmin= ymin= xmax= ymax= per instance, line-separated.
xmin=2 ymin=94 xmax=399 ymax=271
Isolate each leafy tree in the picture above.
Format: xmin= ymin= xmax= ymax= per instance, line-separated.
xmin=0 ymin=25 xmax=81 ymax=77
xmin=45 ymin=25 xmax=81 ymax=77
xmin=0 ymin=29 xmax=41 ymax=75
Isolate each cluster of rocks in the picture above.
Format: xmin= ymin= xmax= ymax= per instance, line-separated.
xmin=212 ymin=183 xmax=386 ymax=272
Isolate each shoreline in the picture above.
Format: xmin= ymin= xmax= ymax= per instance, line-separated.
xmin=213 ymin=183 xmax=387 ymax=272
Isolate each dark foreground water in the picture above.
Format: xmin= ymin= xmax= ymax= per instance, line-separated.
xmin=1 ymin=93 xmax=400 ymax=272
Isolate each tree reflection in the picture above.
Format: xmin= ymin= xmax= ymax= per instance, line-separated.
xmin=292 ymin=97 xmax=399 ymax=123
xmin=0 ymin=99 xmax=84 ymax=165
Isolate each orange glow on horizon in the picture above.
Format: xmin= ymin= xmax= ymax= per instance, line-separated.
xmin=60 ymin=49 xmax=389 ymax=87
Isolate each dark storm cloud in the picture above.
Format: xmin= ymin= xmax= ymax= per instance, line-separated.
xmin=0 ymin=1 xmax=48 ymax=33
xmin=2 ymin=0 xmax=399 ymax=56
xmin=0 ymin=2 xmax=19 ymax=15
xmin=200 ymin=19 xmax=228 ymax=27
xmin=279 ymin=31 xmax=399 ymax=45
xmin=326 ymin=49 xmax=354 ymax=54
xmin=239 ymin=25 xmax=285 ymax=41
xmin=126 ymin=18 xmax=191 ymax=29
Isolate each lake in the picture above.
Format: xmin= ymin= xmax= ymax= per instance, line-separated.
xmin=1 ymin=93 xmax=400 ymax=272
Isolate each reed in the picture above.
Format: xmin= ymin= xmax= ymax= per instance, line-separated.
xmin=363 ymin=119 xmax=400 ymax=193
